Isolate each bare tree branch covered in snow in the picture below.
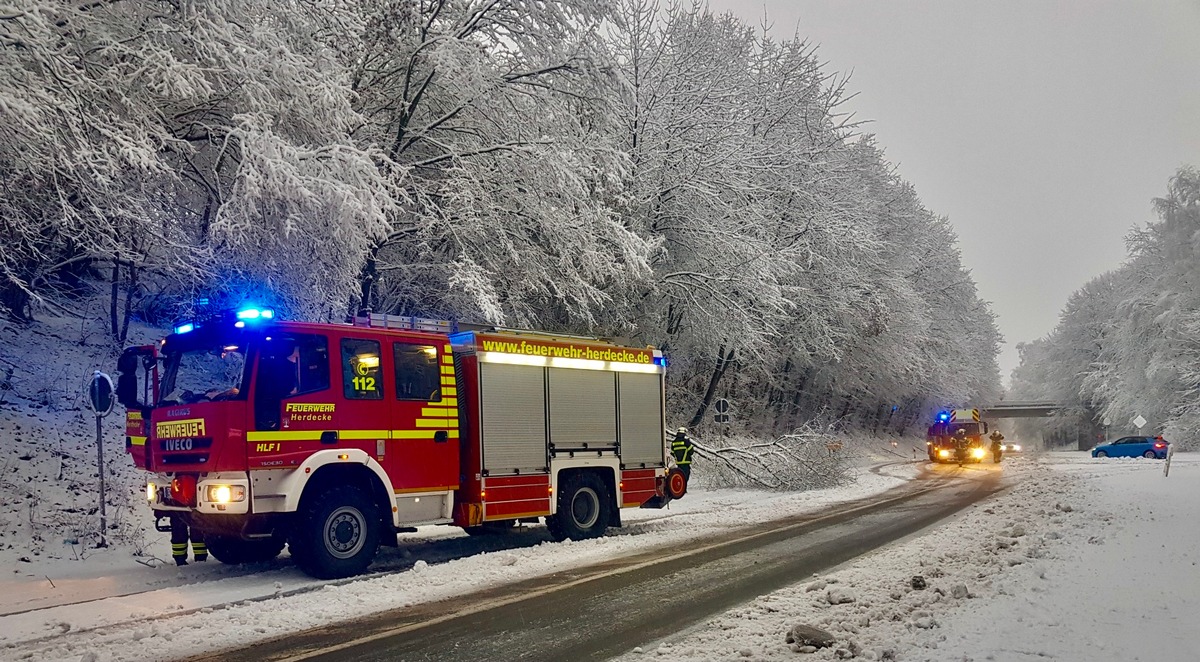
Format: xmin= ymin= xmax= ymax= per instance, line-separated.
xmin=693 ymin=422 xmax=853 ymax=491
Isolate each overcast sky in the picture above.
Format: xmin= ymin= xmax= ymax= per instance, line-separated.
xmin=709 ymin=0 xmax=1200 ymax=384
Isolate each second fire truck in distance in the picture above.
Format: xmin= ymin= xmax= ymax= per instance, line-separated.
xmin=118 ymin=309 xmax=684 ymax=579
xmin=926 ymin=408 xmax=990 ymax=463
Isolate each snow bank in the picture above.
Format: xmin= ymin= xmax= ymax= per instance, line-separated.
xmin=622 ymin=453 xmax=1200 ymax=661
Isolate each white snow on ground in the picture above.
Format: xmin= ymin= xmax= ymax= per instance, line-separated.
xmin=0 ymin=312 xmax=162 ymax=571
xmin=0 ymin=461 xmax=922 ymax=661
xmin=620 ymin=452 xmax=1200 ymax=662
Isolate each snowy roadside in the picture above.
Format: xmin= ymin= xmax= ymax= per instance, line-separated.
xmin=619 ymin=452 xmax=1200 ymax=661
xmin=0 ymin=460 xmax=924 ymax=662
xmin=1 ymin=313 xmax=162 ymax=572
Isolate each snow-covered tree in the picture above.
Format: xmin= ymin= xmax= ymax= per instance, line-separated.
xmin=1 ymin=0 xmax=397 ymax=322
xmin=1011 ymin=167 xmax=1200 ymax=448
xmin=343 ymin=0 xmax=654 ymax=328
xmin=1 ymin=0 xmax=1003 ymax=440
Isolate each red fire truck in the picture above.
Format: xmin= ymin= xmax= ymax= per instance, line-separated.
xmin=926 ymin=408 xmax=989 ymax=463
xmin=117 ymin=307 xmax=683 ymax=578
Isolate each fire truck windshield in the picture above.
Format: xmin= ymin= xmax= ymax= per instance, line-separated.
xmin=160 ymin=332 xmax=249 ymax=405
xmin=950 ymin=422 xmax=981 ymax=436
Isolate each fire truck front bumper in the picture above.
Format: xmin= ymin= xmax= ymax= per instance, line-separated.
xmin=145 ymin=472 xmax=251 ymax=515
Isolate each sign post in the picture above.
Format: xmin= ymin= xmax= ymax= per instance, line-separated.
xmin=87 ymin=371 xmax=115 ymax=548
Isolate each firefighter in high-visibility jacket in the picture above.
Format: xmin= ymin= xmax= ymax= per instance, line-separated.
xmin=170 ymin=515 xmax=206 ymax=566
xmin=671 ymin=427 xmax=695 ymax=485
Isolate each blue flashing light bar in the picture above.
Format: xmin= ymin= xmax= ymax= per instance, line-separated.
xmin=174 ymin=322 xmax=195 ymax=334
xmin=653 ymin=355 xmax=668 ymax=367
xmin=937 ymin=412 xmax=950 ymax=422
xmin=236 ymin=307 xmax=274 ymax=321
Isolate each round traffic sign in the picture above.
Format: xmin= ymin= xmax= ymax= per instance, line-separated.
xmin=88 ymin=371 xmax=115 ymax=417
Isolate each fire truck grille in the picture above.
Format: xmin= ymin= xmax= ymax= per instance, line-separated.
xmin=159 ymin=453 xmax=210 ymax=465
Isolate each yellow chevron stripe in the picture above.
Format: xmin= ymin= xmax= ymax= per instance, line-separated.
xmin=421 ymin=407 xmax=456 ymax=417
xmin=130 ymin=436 xmax=147 ymax=446
xmin=416 ymin=419 xmax=459 ymax=428
xmin=441 ymin=388 xmax=457 ymax=398
xmin=440 ymin=376 xmax=455 ymax=385
xmin=440 ymin=365 xmax=455 ymax=375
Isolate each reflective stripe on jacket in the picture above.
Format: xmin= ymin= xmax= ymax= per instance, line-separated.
xmin=671 ymin=436 xmax=694 ymax=465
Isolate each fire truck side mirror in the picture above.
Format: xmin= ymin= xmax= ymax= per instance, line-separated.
xmin=116 ymin=352 xmax=141 ymax=409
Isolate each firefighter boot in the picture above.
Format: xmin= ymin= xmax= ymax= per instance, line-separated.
xmin=192 ymin=540 xmax=208 ymax=562
xmin=172 ymin=541 xmax=188 ymax=566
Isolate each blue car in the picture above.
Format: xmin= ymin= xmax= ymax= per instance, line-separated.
xmin=1091 ymin=436 xmax=1169 ymax=459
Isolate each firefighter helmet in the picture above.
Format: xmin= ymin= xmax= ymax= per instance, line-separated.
xmin=677 ymin=426 xmax=687 ymax=434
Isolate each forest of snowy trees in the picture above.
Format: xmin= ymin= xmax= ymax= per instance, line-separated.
xmin=0 ymin=0 xmax=1001 ymax=433
xmin=1010 ymin=167 xmax=1200 ymax=449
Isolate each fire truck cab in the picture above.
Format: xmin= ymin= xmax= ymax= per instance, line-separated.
xmin=118 ymin=308 xmax=676 ymax=579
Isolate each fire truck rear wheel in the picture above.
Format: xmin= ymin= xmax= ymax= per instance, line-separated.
xmin=205 ymin=535 xmax=286 ymax=565
xmin=547 ymin=472 xmax=612 ymax=542
xmin=291 ymin=485 xmax=380 ymax=579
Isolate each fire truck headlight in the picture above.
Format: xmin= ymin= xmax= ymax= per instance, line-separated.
xmin=937 ymin=449 xmax=951 ymax=459
xmin=1012 ymin=444 xmax=1021 ymax=452
xmin=972 ymin=447 xmax=987 ymax=460
xmin=146 ymin=482 xmax=157 ymax=502
xmin=206 ymin=485 xmax=245 ymax=504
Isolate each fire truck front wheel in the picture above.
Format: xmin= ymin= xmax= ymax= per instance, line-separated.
xmin=547 ymin=472 xmax=613 ymax=542
xmin=290 ymin=485 xmax=381 ymax=579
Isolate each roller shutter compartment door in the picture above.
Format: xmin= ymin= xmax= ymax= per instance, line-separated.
xmin=548 ymin=368 xmax=617 ymax=450
xmin=618 ymin=372 xmax=665 ymax=466
xmin=480 ymin=363 xmax=548 ymax=474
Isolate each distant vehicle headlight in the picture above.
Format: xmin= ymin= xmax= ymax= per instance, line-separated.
xmin=1011 ymin=444 xmax=1021 ymax=451
xmin=938 ymin=449 xmax=951 ymax=458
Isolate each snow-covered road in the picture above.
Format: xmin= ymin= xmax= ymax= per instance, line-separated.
xmin=12 ymin=452 xmax=1186 ymax=662
xmin=623 ymin=452 xmax=1200 ymax=662
xmin=1 ymin=460 xmax=926 ymax=661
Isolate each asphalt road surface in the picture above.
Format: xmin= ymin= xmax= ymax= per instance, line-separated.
xmin=197 ymin=463 xmax=1005 ymax=662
